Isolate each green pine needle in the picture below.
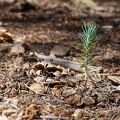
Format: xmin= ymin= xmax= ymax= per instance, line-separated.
xmin=78 ymin=22 xmax=100 ymax=73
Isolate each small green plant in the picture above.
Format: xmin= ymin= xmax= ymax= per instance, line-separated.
xmin=78 ymin=22 xmax=100 ymax=75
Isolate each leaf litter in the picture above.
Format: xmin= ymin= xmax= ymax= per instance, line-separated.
xmin=0 ymin=0 xmax=120 ymax=120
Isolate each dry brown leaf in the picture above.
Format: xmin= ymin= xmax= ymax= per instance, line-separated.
xmin=40 ymin=105 xmax=54 ymax=114
xmin=61 ymin=67 xmax=68 ymax=75
xmin=67 ymin=94 xmax=79 ymax=105
xmin=45 ymin=62 xmax=53 ymax=68
xmin=52 ymin=108 xmax=63 ymax=116
xmin=72 ymin=0 xmax=98 ymax=10
xmin=75 ymin=73 xmax=84 ymax=79
xmin=0 ymin=102 xmax=8 ymax=113
xmin=66 ymin=79 xmax=76 ymax=87
xmin=60 ymin=110 xmax=73 ymax=117
xmin=34 ymin=76 xmax=45 ymax=83
xmin=23 ymin=104 xmax=39 ymax=120
xmin=16 ymin=110 xmax=23 ymax=120
xmin=50 ymin=45 xmax=70 ymax=57
xmin=72 ymin=109 xmax=83 ymax=120
xmin=29 ymin=68 xmax=36 ymax=76
xmin=44 ymin=81 xmax=66 ymax=86
xmin=54 ymin=89 xmax=61 ymax=99
xmin=31 ymin=61 xmax=63 ymax=74
xmin=52 ymin=107 xmax=73 ymax=117
xmin=32 ymin=62 xmax=44 ymax=71
xmin=108 ymin=76 xmax=120 ymax=85
xmin=62 ymin=89 xmax=76 ymax=98
xmin=53 ymin=70 xmax=61 ymax=77
xmin=2 ymin=109 xmax=17 ymax=116
xmin=0 ymin=30 xmax=13 ymax=43
xmin=53 ymin=85 xmax=60 ymax=91
xmin=27 ymin=83 xmax=45 ymax=95
xmin=45 ymin=63 xmax=62 ymax=72
xmin=91 ymin=76 xmax=101 ymax=82
xmin=82 ymin=96 xmax=95 ymax=106
xmin=52 ymin=85 xmax=61 ymax=99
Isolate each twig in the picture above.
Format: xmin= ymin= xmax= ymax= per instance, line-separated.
xmin=34 ymin=52 xmax=101 ymax=72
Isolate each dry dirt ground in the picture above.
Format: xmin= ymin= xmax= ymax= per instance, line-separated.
xmin=0 ymin=0 xmax=120 ymax=120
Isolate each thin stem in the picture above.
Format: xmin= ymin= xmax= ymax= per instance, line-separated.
xmin=78 ymin=22 xmax=100 ymax=87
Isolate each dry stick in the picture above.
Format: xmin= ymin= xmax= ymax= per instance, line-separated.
xmin=34 ymin=52 xmax=101 ymax=72
xmin=97 ymin=73 xmax=120 ymax=76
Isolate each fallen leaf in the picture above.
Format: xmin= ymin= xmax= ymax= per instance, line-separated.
xmin=29 ymin=68 xmax=36 ymax=76
xmin=72 ymin=109 xmax=84 ymax=120
xmin=53 ymin=85 xmax=61 ymax=99
xmin=61 ymin=67 xmax=68 ymax=75
xmin=66 ymin=79 xmax=76 ymax=87
xmin=36 ymin=70 xmax=42 ymax=76
xmin=2 ymin=109 xmax=17 ymax=116
xmin=45 ymin=63 xmax=62 ymax=72
xmin=108 ymin=76 xmax=120 ymax=85
xmin=50 ymin=45 xmax=70 ymax=57
xmin=23 ymin=104 xmax=39 ymax=120
xmin=16 ymin=110 xmax=23 ymax=120
xmin=27 ymin=83 xmax=45 ymax=95
xmin=53 ymin=71 xmax=61 ymax=77
xmin=34 ymin=76 xmax=45 ymax=83
xmin=82 ymin=96 xmax=95 ymax=106
xmin=52 ymin=108 xmax=63 ymax=116
xmin=40 ymin=105 xmax=54 ymax=114
xmin=0 ymin=29 xmax=13 ymax=43
xmin=31 ymin=62 xmax=44 ymax=72
xmin=75 ymin=73 xmax=84 ymax=79
xmin=67 ymin=94 xmax=79 ymax=105
xmin=62 ymin=89 xmax=76 ymax=98
xmin=52 ymin=107 xmax=73 ymax=117
xmin=91 ymin=76 xmax=101 ymax=82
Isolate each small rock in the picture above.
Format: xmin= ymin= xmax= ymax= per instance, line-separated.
xmin=50 ymin=45 xmax=70 ymax=57
xmin=10 ymin=44 xmax=25 ymax=54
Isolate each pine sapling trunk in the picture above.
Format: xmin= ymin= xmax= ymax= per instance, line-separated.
xmin=78 ymin=22 xmax=100 ymax=87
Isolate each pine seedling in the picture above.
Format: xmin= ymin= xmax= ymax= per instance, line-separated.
xmin=78 ymin=22 xmax=100 ymax=75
